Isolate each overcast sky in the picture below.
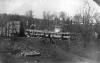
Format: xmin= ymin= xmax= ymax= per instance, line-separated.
xmin=0 ymin=0 xmax=100 ymax=18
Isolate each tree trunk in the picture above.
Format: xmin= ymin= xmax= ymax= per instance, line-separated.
xmin=97 ymin=33 xmax=100 ymax=39
xmin=82 ymin=33 xmax=91 ymax=47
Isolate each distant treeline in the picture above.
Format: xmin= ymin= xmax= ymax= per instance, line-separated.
xmin=0 ymin=13 xmax=74 ymax=32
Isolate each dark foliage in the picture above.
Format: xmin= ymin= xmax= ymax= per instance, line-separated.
xmin=93 ymin=0 xmax=100 ymax=6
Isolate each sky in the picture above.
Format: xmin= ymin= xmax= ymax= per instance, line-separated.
xmin=0 ymin=0 xmax=100 ymax=18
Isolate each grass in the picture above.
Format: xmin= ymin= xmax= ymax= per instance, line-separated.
xmin=0 ymin=37 xmax=66 ymax=62
xmin=0 ymin=36 xmax=96 ymax=63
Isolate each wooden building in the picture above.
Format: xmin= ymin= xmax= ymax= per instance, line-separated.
xmin=0 ymin=21 xmax=20 ymax=37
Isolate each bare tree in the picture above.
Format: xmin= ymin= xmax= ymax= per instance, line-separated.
xmin=25 ymin=10 xmax=34 ymax=18
xmin=25 ymin=10 xmax=34 ymax=28
xmin=59 ymin=11 xmax=72 ymax=32
xmin=75 ymin=0 xmax=98 ymax=47
xmin=42 ymin=11 xmax=55 ymax=30
xmin=93 ymin=12 xmax=100 ymax=39
xmin=59 ymin=11 xmax=67 ymax=21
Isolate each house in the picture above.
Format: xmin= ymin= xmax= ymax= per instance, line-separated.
xmin=0 ymin=21 xmax=20 ymax=36
xmin=54 ymin=26 xmax=62 ymax=32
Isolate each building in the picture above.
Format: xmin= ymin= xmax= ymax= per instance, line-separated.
xmin=54 ymin=26 xmax=62 ymax=32
xmin=0 ymin=21 xmax=20 ymax=36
